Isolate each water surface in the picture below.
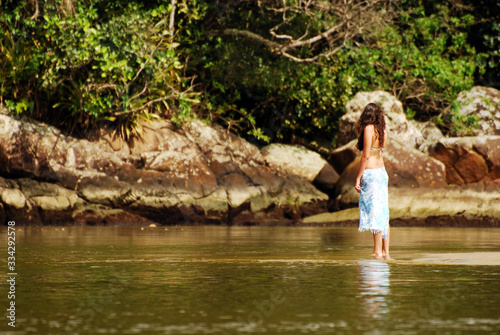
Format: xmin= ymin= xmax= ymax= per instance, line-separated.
xmin=1 ymin=226 xmax=500 ymax=335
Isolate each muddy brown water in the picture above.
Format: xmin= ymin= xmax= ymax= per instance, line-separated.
xmin=1 ymin=226 xmax=499 ymax=334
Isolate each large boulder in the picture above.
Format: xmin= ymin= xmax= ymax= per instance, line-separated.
xmin=325 ymin=141 xmax=358 ymax=176
xmin=451 ymin=86 xmax=500 ymax=136
xmin=0 ymin=114 xmax=124 ymax=185
xmin=0 ymin=112 xmax=328 ymax=225
xmin=303 ymin=180 xmax=500 ymax=226
xmin=0 ymin=176 xmax=152 ymax=225
xmin=331 ymin=138 xmax=447 ymax=209
xmin=183 ymin=121 xmax=328 ymax=222
xmin=261 ymin=143 xmax=339 ymax=195
xmin=338 ymin=91 xmax=424 ymax=148
xmin=262 ymin=144 xmax=327 ymax=181
xmin=431 ymin=136 xmax=500 ymax=185
xmin=408 ymin=120 xmax=445 ymax=154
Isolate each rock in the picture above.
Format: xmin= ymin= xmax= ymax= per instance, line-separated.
xmin=326 ymin=141 xmax=358 ymax=175
xmin=31 ymin=196 xmax=74 ymax=212
xmin=332 ymin=138 xmax=447 ymax=209
xmin=338 ymin=91 xmax=424 ymax=148
xmin=133 ymin=122 xmax=218 ymax=196
xmin=185 ymin=120 xmax=265 ymax=167
xmin=0 ymin=113 xmax=124 ymax=188
xmin=17 ymin=178 xmax=80 ymax=211
xmin=261 ymin=143 xmax=339 ymax=195
xmin=384 ymin=139 xmax=447 ymax=188
xmin=0 ymin=112 xmax=327 ymax=225
xmin=453 ymin=86 xmax=500 ymax=136
xmin=431 ymin=136 xmax=500 ymax=184
xmin=332 ymin=157 xmax=361 ymax=210
xmin=92 ymin=127 xmax=131 ymax=154
xmin=454 ymin=152 xmax=488 ymax=183
xmin=0 ymin=177 xmax=78 ymax=224
xmin=0 ymin=188 xmax=27 ymax=210
xmin=184 ymin=122 xmax=328 ymax=223
xmin=303 ymin=180 xmax=500 ymax=226
xmin=0 ymin=177 xmax=41 ymax=224
xmin=261 ymin=144 xmax=328 ymax=181
xmin=71 ymin=203 xmax=153 ymax=226
xmin=313 ymin=164 xmax=339 ymax=194
xmin=196 ymin=187 xmax=228 ymax=213
xmin=77 ymin=175 xmax=131 ymax=205
xmin=0 ymin=203 xmax=5 ymax=224
xmin=409 ymin=120 xmax=445 ymax=154
xmin=222 ymin=173 xmax=258 ymax=208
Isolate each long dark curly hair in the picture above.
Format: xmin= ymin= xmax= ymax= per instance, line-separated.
xmin=355 ymin=103 xmax=386 ymax=151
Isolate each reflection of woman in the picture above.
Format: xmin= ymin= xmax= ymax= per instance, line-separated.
xmin=354 ymin=103 xmax=390 ymax=259
xmin=358 ymin=261 xmax=390 ymax=319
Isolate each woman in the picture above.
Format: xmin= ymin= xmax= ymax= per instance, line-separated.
xmin=354 ymin=103 xmax=390 ymax=259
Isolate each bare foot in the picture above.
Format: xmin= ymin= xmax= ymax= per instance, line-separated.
xmin=383 ymin=254 xmax=391 ymax=260
xmin=372 ymin=253 xmax=383 ymax=259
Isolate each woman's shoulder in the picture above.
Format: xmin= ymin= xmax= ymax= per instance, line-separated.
xmin=364 ymin=124 xmax=375 ymax=133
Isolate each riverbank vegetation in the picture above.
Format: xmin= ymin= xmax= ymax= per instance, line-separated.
xmin=1 ymin=0 xmax=498 ymax=144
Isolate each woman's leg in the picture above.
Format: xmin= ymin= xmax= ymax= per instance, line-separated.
xmin=372 ymin=231 xmax=383 ymax=258
xmin=383 ymin=224 xmax=390 ymax=259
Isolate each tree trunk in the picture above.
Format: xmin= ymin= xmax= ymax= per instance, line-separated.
xmin=169 ymin=0 xmax=177 ymax=36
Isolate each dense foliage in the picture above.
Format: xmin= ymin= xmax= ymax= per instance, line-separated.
xmin=0 ymin=0 xmax=198 ymax=139
xmin=1 ymin=0 xmax=498 ymax=143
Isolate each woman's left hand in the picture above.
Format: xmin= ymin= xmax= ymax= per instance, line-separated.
xmin=355 ymin=178 xmax=361 ymax=193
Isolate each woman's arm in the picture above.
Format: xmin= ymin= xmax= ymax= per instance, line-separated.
xmin=355 ymin=125 xmax=374 ymax=193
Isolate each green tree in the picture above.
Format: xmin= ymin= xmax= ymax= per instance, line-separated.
xmin=1 ymin=0 xmax=495 ymax=143
xmin=181 ymin=0 xmax=485 ymax=143
xmin=1 ymin=0 xmax=197 ymax=139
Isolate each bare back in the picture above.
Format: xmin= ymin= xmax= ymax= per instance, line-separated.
xmin=365 ymin=128 xmax=387 ymax=169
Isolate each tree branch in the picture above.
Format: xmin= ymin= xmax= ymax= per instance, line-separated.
xmin=115 ymin=77 xmax=197 ymax=116
xmin=169 ymin=0 xmax=177 ymax=36
xmin=212 ymin=0 xmax=388 ymax=63
xmin=127 ymin=82 xmax=149 ymax=105
xmin=29 ymin=0 xmax=40 ymax=20
xmin=114 ymin=95 xmax=176 ymax=116
xmin=280 ymin=39 xmax=347 ymax=63
xmin=218 ymin=20 xmax=346 ymax=63
xmin=218 ymin=29 xmax=282 ymax=50
xmin=283 ymin=21 xmax=345 ymax=50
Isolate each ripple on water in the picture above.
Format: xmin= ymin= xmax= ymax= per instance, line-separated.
xmin=5 ymin=226 xmax=500 ymax=335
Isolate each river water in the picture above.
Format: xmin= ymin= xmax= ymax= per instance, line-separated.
xmin=1 ymin=225 xmax=500 ymax=335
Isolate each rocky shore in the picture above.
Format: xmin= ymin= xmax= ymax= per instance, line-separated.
xmin=0 ymin=111 xmax=327 ymax=225
xmin=303 ymin=181 xmax=500 ymax=227
xmin=0 ymin=86 xmax=499 ymax=226
xmin=304 ymin=88 xmax=500 ymax=226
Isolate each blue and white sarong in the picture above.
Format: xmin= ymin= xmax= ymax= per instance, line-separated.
xmin=359 ymin=167 xmax=389 ymax=240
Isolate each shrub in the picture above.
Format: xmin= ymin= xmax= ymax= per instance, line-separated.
xmin=0 ymin=0 xmax=198 ymax=139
